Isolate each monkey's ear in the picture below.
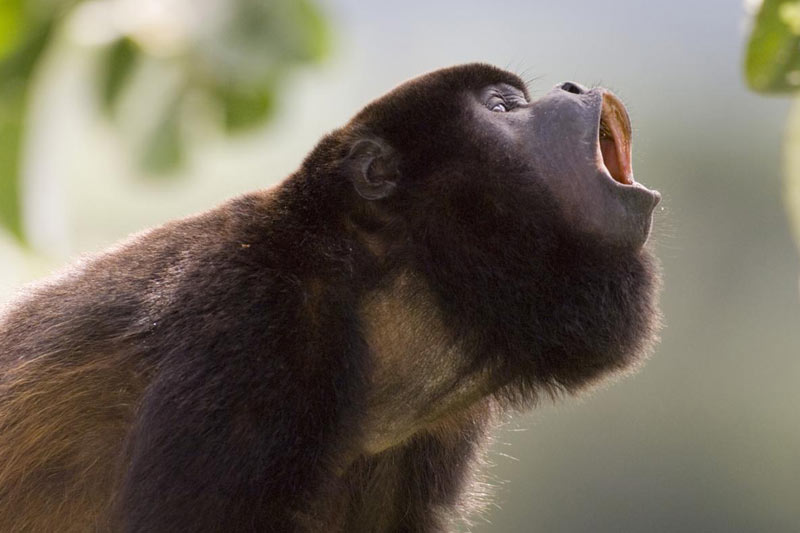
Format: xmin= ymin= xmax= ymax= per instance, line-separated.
xmin=344 ymin=138 xmax=399 ymax=200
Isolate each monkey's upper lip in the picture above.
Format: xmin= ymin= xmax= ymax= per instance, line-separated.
xmin=596 ymin=91 xmax=633 ymax=186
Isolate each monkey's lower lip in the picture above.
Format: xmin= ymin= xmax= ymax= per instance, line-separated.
xmin=596 ymin=91 xmax=634 ymax=186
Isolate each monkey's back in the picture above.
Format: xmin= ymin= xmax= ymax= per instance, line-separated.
xmin=0 ymin=191 xmax=279 ymax=532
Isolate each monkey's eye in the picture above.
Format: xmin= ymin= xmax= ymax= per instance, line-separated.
xmin=484 ymin=86 xmax=526 ymax=113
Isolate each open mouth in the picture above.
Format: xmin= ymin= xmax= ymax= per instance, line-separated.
xmin=531 ymin=82 xmax=660 ymax=247
xmin=597 ymin=91 xmax=634 ymax=186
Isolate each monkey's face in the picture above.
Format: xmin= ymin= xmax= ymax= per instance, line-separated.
xmin=345 ymin=64 xmax=660 ymax=251
xmin=473 ymin=81 xmax=661 ymax=249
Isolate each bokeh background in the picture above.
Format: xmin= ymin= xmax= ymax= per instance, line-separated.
xmin=1 ymin=1 xmax=798 ymax=532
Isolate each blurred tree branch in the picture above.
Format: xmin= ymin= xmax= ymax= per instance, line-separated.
xmin=0 ymin=0 xmax=329 ymax=243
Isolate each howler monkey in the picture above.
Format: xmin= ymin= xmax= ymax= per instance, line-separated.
xmin=0 ymin=64 xmax=661 ymax=532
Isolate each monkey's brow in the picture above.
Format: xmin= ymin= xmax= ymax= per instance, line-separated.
xmin=493 ymin=83 xmax=528 ymax=101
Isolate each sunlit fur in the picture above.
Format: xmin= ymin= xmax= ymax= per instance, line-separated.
xmin=0 ymin=64 xmax=660 ymax=531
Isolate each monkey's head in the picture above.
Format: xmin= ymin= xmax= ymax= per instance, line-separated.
xmin=339 ymin=63 xmax=659 ymax=249
xmin=314 ymin=63 xmax=662 ymax=402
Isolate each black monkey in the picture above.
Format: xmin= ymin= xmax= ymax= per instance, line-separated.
xmin=0 ymin=64 xmax=661 ymax=532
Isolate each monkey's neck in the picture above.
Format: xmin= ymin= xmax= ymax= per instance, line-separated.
xmin=356 ymin=269 xmax=494 ymax=455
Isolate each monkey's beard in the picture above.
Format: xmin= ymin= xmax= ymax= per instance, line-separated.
xmin=409 ymin=181 xmax=662 ymax=408
xmin=493 ymin=243 xmax=661 ymax=406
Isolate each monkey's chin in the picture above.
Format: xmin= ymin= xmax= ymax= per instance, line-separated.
xmin=586 ymin=168 xmax=660 ymax=250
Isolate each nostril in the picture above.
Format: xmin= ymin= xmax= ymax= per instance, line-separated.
xmin=559 ymin=81 xmax=586 ymax=95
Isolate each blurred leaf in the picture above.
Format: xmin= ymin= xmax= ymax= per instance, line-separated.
xmin=100 ymin=37 xmax=139 ymax=114
xmin=198 ymin=0 xmax=330 ymax=86
xmin=193 ymin=0 xmax=328 ymax=136
xmin=0 ymin=19 xmax=54 ymax=241
xmin=217 ymin=84 xmax=276 ymax=132
xmin=0 ymin=0 xmax=24 ymax=60
xmin=0 ymin=18 xmax=54 ymax=81
xmin=293 ymin=0 xmax=329 ymax=62
xmin=140 ymin=103 xmax=184 ymax=175
xmin=745 ymin=0 xmax=800 ymax=92
xmin=0 ymin=82 xmax=26 ymax=241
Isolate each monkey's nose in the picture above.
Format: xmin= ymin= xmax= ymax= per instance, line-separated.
xmin=557 ymin=81 xmax=588 ymax=95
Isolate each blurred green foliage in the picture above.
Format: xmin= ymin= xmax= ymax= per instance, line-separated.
xmin=0 ymin=0 xmax=329 ymax=243
xmin=0 ymin=0 xmax=59 ymax=242
xmin=0 ymin=0 xmax=24 ymax=59
xmin=745 ymin=0 xmax=800 ymax=92
xmin=746 ymin=0 xmax=800 ymax=248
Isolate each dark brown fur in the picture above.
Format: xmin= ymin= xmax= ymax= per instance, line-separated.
xmin=0 ymin=64 xmax=660 ymax=532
